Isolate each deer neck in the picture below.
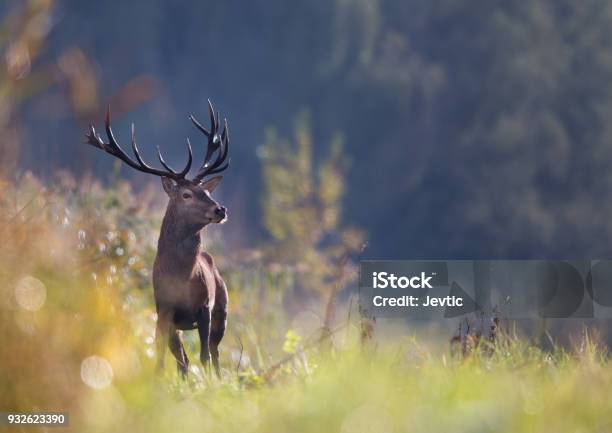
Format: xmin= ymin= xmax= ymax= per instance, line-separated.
xmin=157 ymin=204 xmax=203 ymax=266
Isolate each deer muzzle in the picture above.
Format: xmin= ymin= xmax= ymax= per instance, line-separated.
xmin=213 ymin=206 xmax=227 ymax=222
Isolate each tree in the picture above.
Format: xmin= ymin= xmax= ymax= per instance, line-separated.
xmin=258 ymin=111 xmax=363 ymax=324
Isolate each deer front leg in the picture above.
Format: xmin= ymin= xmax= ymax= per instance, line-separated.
xmin=197 ymin=307 xmax=212 ymax=372
xmin=210 ymin=306 xmax=226 ymax=378
xmin=168 ymin=326 xmax=189 ymax=378
xmin=155 ymin=310 xmax=171 ymax=373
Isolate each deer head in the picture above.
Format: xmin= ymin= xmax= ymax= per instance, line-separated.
xmin=85 ymin=99 xmax=230 ymax=229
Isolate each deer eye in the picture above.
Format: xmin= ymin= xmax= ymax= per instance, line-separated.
xmin=182 ymin=192 xmax=192 ymax=199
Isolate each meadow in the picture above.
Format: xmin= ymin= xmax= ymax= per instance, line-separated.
xmin=1 ymin=172 xmax=612 ymax=433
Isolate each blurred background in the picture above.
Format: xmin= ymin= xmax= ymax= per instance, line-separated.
xmin=7 ymin=0 xmax=612 ymax=259
xmin=4 ymin=1 xmax=612 ymax=431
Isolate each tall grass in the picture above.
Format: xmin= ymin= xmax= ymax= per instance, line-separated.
xmin=1 ymin=173 xmax=612 ymax=433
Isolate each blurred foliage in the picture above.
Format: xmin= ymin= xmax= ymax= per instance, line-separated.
xmin=0 ymin=0 xmax=102 ymax=175
xmin=0 ymin=0 xmax=54 ymax=173
xmin=259 ymin=112 xmax=364 ymax=310
xmin=0 ymin=170 xmax=161 ymax=410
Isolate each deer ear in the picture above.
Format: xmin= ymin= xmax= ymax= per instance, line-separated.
xmin=200 ymin=175 xmax=223 ymax=192
xmin=161 ymin=177 xmax=177 ymax=196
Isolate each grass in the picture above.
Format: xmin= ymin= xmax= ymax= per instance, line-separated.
xmin=72 ymin=335 xmax=612 ymax=433
xmin=2 ymin=175 xmax=612 ymax=433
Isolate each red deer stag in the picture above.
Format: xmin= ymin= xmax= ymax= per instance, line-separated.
xmin=85 ymin=100 xmax=230 ymax=378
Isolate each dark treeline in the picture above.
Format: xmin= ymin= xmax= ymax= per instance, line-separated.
xmin=13 ymin=0 xmax=612 ymax=259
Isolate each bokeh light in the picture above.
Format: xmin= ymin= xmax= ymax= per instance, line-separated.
xmin=14 ymin=275 xmax=46 ymax=311
xmin=80 ymin=355 xmax=114 ymax=390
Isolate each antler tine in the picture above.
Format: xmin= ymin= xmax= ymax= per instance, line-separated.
xmin=103 ymin=108 xmax=149 ymax=171
xmin=208 ymin=99 xmax=216 ymax=135
xmin=204 ymin=135 xmax=219 ymax=164
xmin=178 ymin=138 xmax=194 ymax=177
xmin=130 ymin=123 xmax=177 ymax=174
xmin=189 ymin=115 xmax=210 ymax=137
xmin=221 ymin=119 xmax=227 ymax=143
xmin=192 ymin=102 xmax=231 ymax=183
xmin=190 ymin=114 xmax=219 ymax=164
xmin=156 ymin=142 xmax=192 ymax=178
xmin=206 ymin=128 xmax=230 ymax=174
xmin=84 ymin=106 xmax=192 ymax=181
xmin=85 ymin=124 xmax=105 ymax=149
xmin=155 ymin=146 xmax=178 ymax=175
xmin=209 ymin=119 xmax=232 ymax=174
xmin=207 ymin=119 xmax=230 ymax=172
xmin=202 ymin=120 xmax=230 ymax=174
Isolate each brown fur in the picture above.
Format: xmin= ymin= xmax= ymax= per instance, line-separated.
xmin=153 ymin=177 xmax=228 ymax=378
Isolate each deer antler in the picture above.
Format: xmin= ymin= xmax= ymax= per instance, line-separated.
xmin=85 ymin=101 xmax=230 ymax=184
xmin=85 ymin=107 xmax=193 ymax=181
xmin=190 ymin=99 xmax=230 ymax=183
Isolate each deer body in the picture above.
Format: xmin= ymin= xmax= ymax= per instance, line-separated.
xmin=153 ymin=187 xmax=228 ymax=376
xmin=85 ymin=99 xmax=232 ymax=378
